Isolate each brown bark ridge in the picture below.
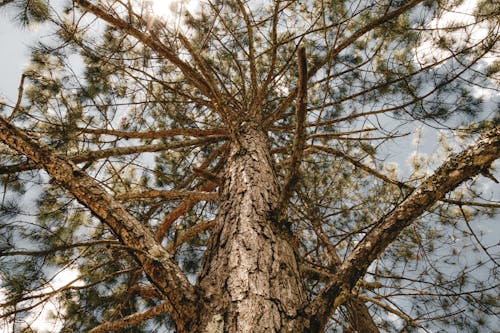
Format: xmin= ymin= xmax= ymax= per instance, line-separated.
xmin=307 ymin=125 xmax=500 ymax=331
xmin=0 ymin=116 xmax=199 ymax=332
xmin=196 ymin=124 xmax=310 ymax=332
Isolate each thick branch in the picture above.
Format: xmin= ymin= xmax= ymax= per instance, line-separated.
xmin=0 ymin=116 xmax=199 ymax=332
xmin=307 ymin=126 xmax=500 ymax=330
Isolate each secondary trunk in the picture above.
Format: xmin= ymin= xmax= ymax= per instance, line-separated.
xmin=195 ymin=125 xmax=310 ymax=332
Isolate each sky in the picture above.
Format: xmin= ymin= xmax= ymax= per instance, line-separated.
xmin=0 ymin=1 xmax=499 ymax=332
xmin=0 ymin=13 xmax=42 ymax=101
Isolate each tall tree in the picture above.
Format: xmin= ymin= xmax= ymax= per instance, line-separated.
xmin=0 ymin=0 xmax=499 ymax=332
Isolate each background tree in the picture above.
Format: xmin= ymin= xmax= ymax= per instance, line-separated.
xmin=0 ymin=0 xmax=499 ymax=332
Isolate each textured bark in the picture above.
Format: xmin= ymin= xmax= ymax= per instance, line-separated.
xmin=345 ymin=299 xmax=379 ymax=333
xmin=195 ymin=125 xmax=310 ymax=332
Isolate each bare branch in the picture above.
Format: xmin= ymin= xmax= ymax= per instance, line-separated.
xmin=356 ymin=294 xmax=421 ymax=328
xmin=7 ymin=73 xmax=26 ymax=121
xmin=154 ymin=181 xmax=218 ymax=242
xmin=236 ymin=0 xmax=258 ymax=95
xmin=167 ymin=219 xmax=216 ymax=253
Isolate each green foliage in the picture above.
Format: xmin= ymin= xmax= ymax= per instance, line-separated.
xmin=14 ymin=0 xmax=50 ymax=26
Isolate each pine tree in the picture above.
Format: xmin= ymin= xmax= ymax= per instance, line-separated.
xmin=0 ymin=0 xmax=499 ymax=332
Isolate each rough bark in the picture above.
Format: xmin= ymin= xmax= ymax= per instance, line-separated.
xmin=345 ymin=298 xmax=379 ymax=333
xmin=195 ymin=124 xmax=310 ymax=332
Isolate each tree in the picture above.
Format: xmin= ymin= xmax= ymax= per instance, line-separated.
xmin=0 ymin=0 xmax=499 ymax=332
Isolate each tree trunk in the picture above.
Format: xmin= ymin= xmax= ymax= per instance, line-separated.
xmin=195 ymin=125 xmax=310 ymax=332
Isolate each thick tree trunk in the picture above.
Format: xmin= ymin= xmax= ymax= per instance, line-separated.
xmin=195 ymin=125 xmax=310 ymax=332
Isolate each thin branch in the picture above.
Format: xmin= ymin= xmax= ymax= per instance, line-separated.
xmin=0 ymin=136 xmax=225 ymax=174
xmin=7 ymin=74 xmax=26 ymax=121
xmin=310 ymin=145 xmax=500 ymax=209
xmin=0 ymin=240 xmax=119 ymax=257
xmin=115 ymin=189 xmax=218 ymax=202
xmin=0 ymin=0 xmax=14 ymax=7
xmin=308 ymin=0 xmax=425 ymax=79
xmin=459 ymin=205 xmax=498 ymax=265
xmin=309 ymin=209 xmax=380 ymax=333
xmin=356 ymin=294 xmax=421 ymax=328
xmin=167 ymin=219 xmax=216 ymax=253
xmin=307 ymin=128 xmax=377 ymax=139
xmin=236 ymin=0 xmax=258 ymax=95
xmin=89 ymin=302 xmax=170 ymax=333
xmin=264 ymin=0 xmax=425 ymax=126
xmin=275 ymin=47 xmax=308 ymax=218
xmin=153 ymin=145 xmax=228 ymax=242
xmin=72 ymin=0 xmax=225 ymax=122
xmin=77 ymin=127 xmax=227 ymax=139
xmin=154 ymin=181 xmax=218 ymax=242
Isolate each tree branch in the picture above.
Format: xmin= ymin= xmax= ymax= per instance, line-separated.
xmin=306 ymin=126 xmax=500 ymax=330
xmin=167 ymin=219 xmax=216 ymax=253
xmin=310 ymin=144 xmax=500 ymax=208
xmin=89 ymin=302 xmax=170 ymax=333
xmin=264 ymin=0 xmax=425 ymax=126
xmin=115 ymin=189 xmax=218 ymax=202
xmin=0 ymin=136 xmax=225 ymax=174
xmin=275 ymin=47 xmax=308 ymax=218
xmin=0 ymin=115 xmax=199 ymax=332
xmin=77 ymin=127 xmax=227 ymax=139
xmin=72 ymin=0 xmax=223 ymax=118
xmin=310 ymin=213 xmax=379 ymax=333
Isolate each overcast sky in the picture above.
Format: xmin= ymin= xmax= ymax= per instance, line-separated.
xmin=0 ymin=12 xmax=48 ymax=101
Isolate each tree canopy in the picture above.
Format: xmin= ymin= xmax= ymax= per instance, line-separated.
xmin=0 ymin=0 xmax=499 ymax=332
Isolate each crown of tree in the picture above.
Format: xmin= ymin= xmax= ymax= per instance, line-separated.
xmin=0 ymin=0 xmax=499 ymax=332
